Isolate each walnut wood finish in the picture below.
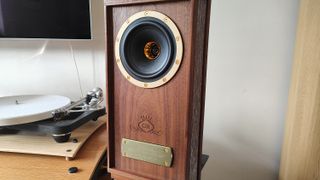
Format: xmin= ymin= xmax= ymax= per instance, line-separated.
xmin=279 ymin=0 xmax=320 ymax=179
xmin=104 ymin=0 xmax=187 ymax=6
xmin=105 ymin=0 xmax=211 ymax=179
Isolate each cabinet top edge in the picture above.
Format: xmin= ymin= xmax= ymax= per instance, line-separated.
xmin=105 ymin=0 xmax=188 ymax=6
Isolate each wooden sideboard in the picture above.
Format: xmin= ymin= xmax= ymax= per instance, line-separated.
xmin=0 ymin=123 xmax=110 ymax=180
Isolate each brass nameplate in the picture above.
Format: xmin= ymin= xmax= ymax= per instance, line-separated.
xmin=121 ymin=138 xmax=173 ymax=167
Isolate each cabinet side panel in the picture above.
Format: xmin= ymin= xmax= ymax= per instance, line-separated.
xmin=187 ymin=0 xmax=211 ymax=179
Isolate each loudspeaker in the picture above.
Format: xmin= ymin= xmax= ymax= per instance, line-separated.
xmin=105 ymin=0 xmax=211 ymax=179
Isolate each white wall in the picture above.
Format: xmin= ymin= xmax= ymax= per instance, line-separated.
xmin=202 ymin=0 xmax=299 ymax=180
xmin=0 ymin=0 xmax=299 ymax=179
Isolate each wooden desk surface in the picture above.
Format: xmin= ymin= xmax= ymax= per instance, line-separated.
xmin=0 ymin=123 xmax=108 ymax=180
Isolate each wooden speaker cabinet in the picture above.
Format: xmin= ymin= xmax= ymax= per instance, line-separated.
xmin=105 ymin=0 xmax=212 ymax=179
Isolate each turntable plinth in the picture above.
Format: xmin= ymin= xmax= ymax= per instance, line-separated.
xmin=0 ymin=117 xmax=110 ymax=180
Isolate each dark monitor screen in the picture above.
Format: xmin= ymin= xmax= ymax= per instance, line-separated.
xmin=0 ymin=0 xmax=91 ymax=39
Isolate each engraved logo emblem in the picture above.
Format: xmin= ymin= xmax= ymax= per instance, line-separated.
xmin=138 ymin=119 xmax=154 ymax=133
xmin=131 ymin=115 xmax=161 ymax=136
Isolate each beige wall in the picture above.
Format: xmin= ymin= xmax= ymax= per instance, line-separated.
xmin=202 ymin=0 xmax=299 ymax=179
xmin=0 ymin=0 xmax=299 ymax=179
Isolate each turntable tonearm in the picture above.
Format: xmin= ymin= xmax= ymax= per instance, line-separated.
xmin=0 ymin=88 xmax=106 ymax=143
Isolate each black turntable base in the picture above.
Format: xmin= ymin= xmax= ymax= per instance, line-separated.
xmin=0 ymin=108 xmax=106 ymax=143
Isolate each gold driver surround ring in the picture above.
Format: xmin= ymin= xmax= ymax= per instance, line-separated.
xmin=115 ymin=10 xmax=184 ymax=89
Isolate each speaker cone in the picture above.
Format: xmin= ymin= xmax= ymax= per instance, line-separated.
xmin=115 ymin=11 xmax=183 ymax=88
xmin=119 ymin=17 xmax=176 ymax=82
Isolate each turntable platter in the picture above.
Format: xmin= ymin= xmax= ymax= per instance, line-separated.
xmin=0 ymin=95 xmax=71 ymax=126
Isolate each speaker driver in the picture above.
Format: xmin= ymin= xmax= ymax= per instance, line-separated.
xmin=115 ymin=11 xmax=184 ymax=88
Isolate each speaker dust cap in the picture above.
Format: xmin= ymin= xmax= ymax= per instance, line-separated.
xmin=115 ymin=11 xmax=184 ymax=89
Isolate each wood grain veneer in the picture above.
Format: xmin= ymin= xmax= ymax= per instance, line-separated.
xmin=279 ymin=0 xmax=320 ymax=179
xmin=105 ymin=0 xmax=211 ymax=179
xmin=104 ymin=0 xmax=188 ymax=6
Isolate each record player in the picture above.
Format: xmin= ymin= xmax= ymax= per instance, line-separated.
xmin=0 ymin=88 xmax=106 ymax=143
